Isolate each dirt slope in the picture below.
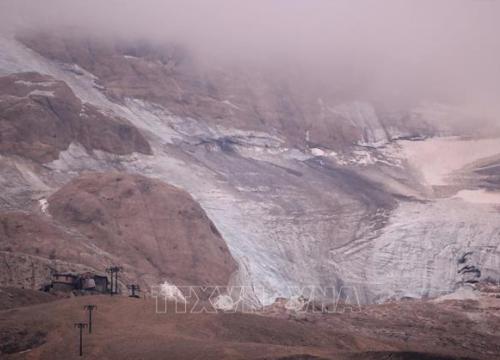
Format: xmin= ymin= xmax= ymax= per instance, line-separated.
xmin=0 ymin=287 xmax=57 ymax=310
xmin=1 ymin=294 xmax=498 ymax=359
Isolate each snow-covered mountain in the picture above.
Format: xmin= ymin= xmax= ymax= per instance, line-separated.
xmin=1 ymin=31 xmax=499 ymax=305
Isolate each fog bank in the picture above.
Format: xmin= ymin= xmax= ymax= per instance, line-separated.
xmin=2 ymin=0 xmax=500 ymax=123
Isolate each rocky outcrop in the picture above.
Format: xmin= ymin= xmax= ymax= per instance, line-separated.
xmin=47 ymin=172 xmax=238 ymax=287
xmin=0 ymin=72 xmax=151 ymax=163
xmin=0 ymin=173 xmax=237 ymax=290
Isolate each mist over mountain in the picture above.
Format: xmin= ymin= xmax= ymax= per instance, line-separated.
xmin=2 ymin=0 xmax=500 ymax=127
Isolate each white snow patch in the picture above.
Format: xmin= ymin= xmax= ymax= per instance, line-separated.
xmin=332 ymin=149 xmax=378 ymax=166
xmin=377 ymin=143 xmax=405 ymax=168
xmin=235 ymin=185 xmax=271 ymax=193
xmin=39 ymin=198 xmax=49 ymax=214
xmin=159 ymin=281 xmax=186 ymax=303
xmin=310 ymin=148 xmax=326 ymax=157
xmin=221 ymin=99 xmax=241 ymax=110
xmin=211 ymin=294 xmax=235 ymax=311
xmin=454 ymin=189 xmax=500 ymax=204
xmin=399 ymin=137 xmax=500 ymax=186
xmin=29 ymin=89 xmax=54 ymax=97
xmin=14 ymin=80 xmax=55 ymax=87
xmin=352 ymin=150 xmax=376 ymax=165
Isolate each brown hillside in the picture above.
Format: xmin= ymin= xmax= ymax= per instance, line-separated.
xmin=47 ymin=172 xmax=237 ymax=287
xmin=1 ymin=294 xmax=498 ymax=359
xmin=0 ymin=173 xmax=237 ymax=290
xmin=0 ymin=72 xmax=151 ymax=163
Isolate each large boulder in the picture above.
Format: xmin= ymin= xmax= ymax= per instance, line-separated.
xmin=47 ymin=172 xmax=238 ymax=287
xmin=0 ymin=172 xmax=237 ymax=290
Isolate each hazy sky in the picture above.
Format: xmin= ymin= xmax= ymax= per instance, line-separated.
xmin=2 ymin=0 xmax=500 ymax=119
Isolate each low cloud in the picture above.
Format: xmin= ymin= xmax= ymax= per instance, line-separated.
xmin=2 ymin=0 xmax=500 ymax=123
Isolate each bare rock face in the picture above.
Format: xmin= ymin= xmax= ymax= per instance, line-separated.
xmin=0 ymin=72 xmax=151 ymax=163
xmin=0 ymin=173 xmax=237 ymax=290
xmin=47 ymin=172 xmax=237 ymax=287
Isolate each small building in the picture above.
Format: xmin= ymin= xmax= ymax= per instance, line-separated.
xmin=94 ymin=275 xmax=109 ymax=293
xmin=44 ymin=271 xmax=109 ymax=294
xmin=80 ymin=272 xmax=109 ymax=293
xmin=51 ymin=272 xmax=79 ymax=292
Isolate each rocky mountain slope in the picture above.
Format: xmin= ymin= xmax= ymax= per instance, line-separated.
xmin=0 ymin=71 xmax=151 ymax=163
xmin=48 ymin=172 xmax=237 ymax=287
xmin=0 ymin=29 xmax=499 ymax=305
xmin=0 ymin=172 xmax=237 ymax=291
